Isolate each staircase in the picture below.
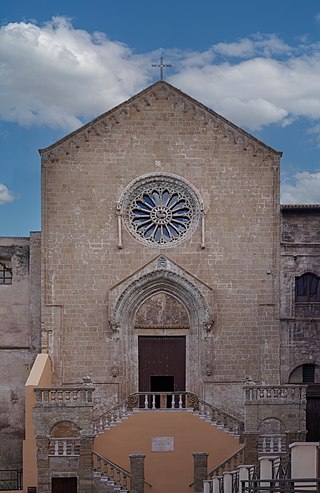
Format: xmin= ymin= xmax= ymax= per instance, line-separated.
xmin=93 ymin=452 xmax=130 ymax=493
xmin=92 ymin=392 xmax=244 ymax=493
xmin=93 ymin=391 xmax=244 ymax=438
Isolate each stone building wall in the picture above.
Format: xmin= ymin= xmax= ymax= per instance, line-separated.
xmin=280 ymin=206 xmax=320 ymax=383
xmin=0 ymin=233 xmax=41 ymax=469
xmin=40 ymin=81 xmax=281 ymax=417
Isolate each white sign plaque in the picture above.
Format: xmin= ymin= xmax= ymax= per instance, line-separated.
xmin=152 ymin=437 xmax=174 ymax=452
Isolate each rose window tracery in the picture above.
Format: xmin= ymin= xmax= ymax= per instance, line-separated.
xmin=121 ymin=174 xmax=201 ymax=247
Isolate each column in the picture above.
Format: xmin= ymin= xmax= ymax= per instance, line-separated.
xmin=129 ymin=453 xmax=145 ymax=493
xmin=193 ymin=452 xmax=209 ymax=493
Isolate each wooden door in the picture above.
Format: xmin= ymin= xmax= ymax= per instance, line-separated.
xmin=51 ymin=477 xmax=77 ymax=493
xmin=306 ymin=385 xmax=320 ymax=441
xmin=138 ymin=336 xmax=186 ymax=392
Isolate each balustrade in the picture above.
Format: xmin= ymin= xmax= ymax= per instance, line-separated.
xmin=258 ymin=435 xmax=286 ymax=456
xmin=93 ymin=452 xmax=131 ymax=491
xmin=245 ymin=385 xmax=306 ymax=402
xmin=48 ymin=438 xmax=80 ymax=457
xmin=35 ymin=387 xmax=93 ymax=407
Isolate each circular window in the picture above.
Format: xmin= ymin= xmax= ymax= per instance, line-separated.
xmin=121 ymin=174 xmax=201 ymax=247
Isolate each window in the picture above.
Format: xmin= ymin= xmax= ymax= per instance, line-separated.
xmin=121 ymin=173 xmax=202 ymax=247
xmin=0 ymin=260 xmax=12 ymax=285
xmin=295 ymin=273 xmax=320 ymax=303
xmin=303 ymin=364 xmax=315 ymax=383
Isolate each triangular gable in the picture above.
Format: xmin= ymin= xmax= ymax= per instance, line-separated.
xmin=39 ymin=81 xmax=282 ymax=162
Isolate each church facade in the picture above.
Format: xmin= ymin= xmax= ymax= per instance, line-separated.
xmin=0 ymin=81 xmax=319 ymax=492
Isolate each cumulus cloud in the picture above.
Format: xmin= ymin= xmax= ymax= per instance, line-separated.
xmin=1 ymin=18 xmax=320 ymax=132
xmin=0 ymin=184 xmax=16 ymax=205
xmin=212 ymin=34 xmax=292 ymax=58
xmin=0 ymin=17 xmax=152 ymax=129
xmin=281 ymin=172 xmax=320 ymax=204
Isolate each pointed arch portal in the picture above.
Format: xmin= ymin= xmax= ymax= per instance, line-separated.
xmin=111 ymin=264 xmax=213 ymax=396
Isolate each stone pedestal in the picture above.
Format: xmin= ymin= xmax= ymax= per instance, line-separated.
xmin=129 ymin=453 xmax=145 ymax=493
xmin=193 ymin=452 xmax=208 ymax=493
xmin=289 ymin=442 xmax=319 ymax=478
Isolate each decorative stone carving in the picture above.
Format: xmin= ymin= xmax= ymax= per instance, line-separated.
xmin=119 ymin=173 xmax=203 ymax=248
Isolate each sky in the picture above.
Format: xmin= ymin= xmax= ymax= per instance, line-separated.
xmin=1 ymin=0 xmax=320 ymax=236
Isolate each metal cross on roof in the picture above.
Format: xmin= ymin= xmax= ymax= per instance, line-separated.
xmin=152 ymin=56 xmax=172 ymax=81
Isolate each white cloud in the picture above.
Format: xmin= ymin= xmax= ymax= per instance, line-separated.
xmin=0 ymin=184 xmax=16 ymax=205
xmin=0 ymin=19 xmax=320 ymax=133
xmin=212 ymin=34 xmax=292 ymax=58
xmin=281 ymin=172 xmax=320 ymax=204
xmin=0 ymin=17 xmax=152 ymax=129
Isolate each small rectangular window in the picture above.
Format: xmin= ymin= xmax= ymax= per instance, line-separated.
xmin=0 ymin=260 xmax=12 ymax=285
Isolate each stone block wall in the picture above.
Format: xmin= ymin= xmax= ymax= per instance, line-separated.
xmin=40 ymin=81 xmax=281 ymax=417
xmin=280 ymin=206 xmax=320 ymax=382
xmin=0 ymin=233 xmax=41 ymax=469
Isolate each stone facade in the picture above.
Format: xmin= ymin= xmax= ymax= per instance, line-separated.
xmin=0 ymin=233 xmax=41 ymax=470
xmin=0 ymin=82 xmax=319 ymax=488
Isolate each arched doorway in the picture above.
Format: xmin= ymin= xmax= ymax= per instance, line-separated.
xmin=289 ymin=363 xmax=320 ymax=441
xmin=135 ymin=292 xmax=188 ymax=406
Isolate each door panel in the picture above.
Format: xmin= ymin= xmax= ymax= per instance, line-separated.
xmin=138 ymin=336 xmax=186 ymax=392
xmin=52 ymin=478 xmax=77 ymax=493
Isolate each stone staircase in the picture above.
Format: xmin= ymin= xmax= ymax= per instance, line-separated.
xmin=92 ymin=392 xmax=244 ymax=492
xmin=93 ymin=391 xmax=244 ymax=438
xmin=93 ymin=452 xmax=130 ymax=493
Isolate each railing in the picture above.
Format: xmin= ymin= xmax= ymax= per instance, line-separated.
xmin=93 ymin=391 xmax=244 ymax=437
xmin=48 ymin=438 xmax=80 ymax=456
xmin=245 ymin=386 xmax=306 ymax=402
xmin=241 ymin=478 xmax=320 ymax=493
xmin=295 ymin=302 xmax=320 ymax=318
xmin=272 ymin=455 xmax=291 ymax=480
xmin=209 ymin=447 xmax=245 ymax=477
xmin=204 ymin=464 xmax=259 ymax=493
xmin=35 ymin=387 xmax=94 ymax=407
xmin=197 ymin=398 xmax=244 ymax=436
xmin=258 ymin=435 xmax=286 ymax=456
xmin=93 ymin=452 xmax=131 ymax=491
xmin=0 ymin=470 xmax=22 ymax=491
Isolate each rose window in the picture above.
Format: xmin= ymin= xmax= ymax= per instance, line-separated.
xmin=130 ymin=188 xmax=192 ymax=244
xmin=121 ymin=174 xmax=201 ymax=247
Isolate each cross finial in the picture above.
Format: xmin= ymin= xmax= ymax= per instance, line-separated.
xmin=152 ymin=56 xmax=172 ymax=81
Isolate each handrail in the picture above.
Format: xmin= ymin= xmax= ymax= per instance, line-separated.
xmin=93 ymin=451 xmax=152 ymax=488
xmin=208 ymin=446 xmax=245 ymax=478
xmin=93 ymin=451 xmax=131 ymax=477
xmin=93 ymin=391 xmax=244 ymax=437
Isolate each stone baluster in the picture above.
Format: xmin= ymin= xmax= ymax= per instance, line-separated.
xmin=63 ymin=440 xmax=67 ymax=456
xmin=270 ymin=437 xmax=274 ymax=453
xmin=171 ymin=393 xmax=175 ymax=408
xmin=123 ymin=473 xmax=128 ymax=489
xmin=262 ymin=437 xmax=267 ymax=453
xmin=179 ymin=394 xmax=183 ymax=409
xmin=97 ymin=456 xmax=101 ymax=473
xmin=54 ymin=440 xmax=59 ymax=456
xmin=44 ymin=389 xmax=49 ymax=404
xmin=144 ymin=394 xmax=148 ymax=409
xmin=152 ymin=394 xmax=156 ymax=409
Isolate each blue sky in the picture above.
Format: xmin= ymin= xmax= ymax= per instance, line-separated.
xmin=1 ymin=0 xmax=320 ymax=236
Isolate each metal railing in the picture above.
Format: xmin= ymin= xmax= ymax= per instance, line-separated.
xmin=241 ymin=478 xmax=320 ymax=493
xmin=0 ymin=469 xmax=22 ymax=491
